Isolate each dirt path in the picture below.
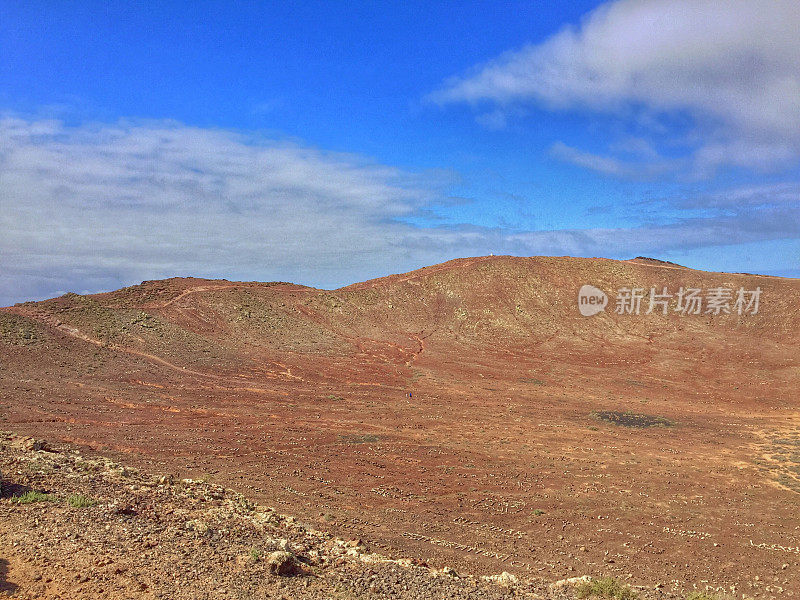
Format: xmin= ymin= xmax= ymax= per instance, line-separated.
xmin=3 ymin=305 xmax=298 ymax=390
xmin=146 ymin=284 xmax=249 ymax=308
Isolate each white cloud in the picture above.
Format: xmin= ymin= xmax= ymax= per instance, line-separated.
xmin=674 ymin=182 xmax=800 ymax=210
xmin=1 ymin=116 xmax=798 ymax=306
xmin=550 ymin=141 xmax=631 ymax=178
xmin=432 ymin=0 xmax=800 ymax=175
xmin=549 ymin=141 xmax=674 ymax=179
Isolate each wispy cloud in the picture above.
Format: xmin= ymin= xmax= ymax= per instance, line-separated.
xmin=1 ymin=116 xmax=798 ymax=306
xmin=549 ymin=141 xmax=675 ymax=179
xmin=673 ymin=182 xmax=800 ymax=210
xmin=431 ymin=0 xmax=800 ymax=177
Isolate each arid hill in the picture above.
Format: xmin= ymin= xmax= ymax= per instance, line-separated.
xmin=2 ymin=256 xmax=799 ymax=596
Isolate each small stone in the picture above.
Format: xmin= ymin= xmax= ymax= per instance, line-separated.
xmin=24 ymin=439 xmax=52 ymax=452
xmin=266 ymin=551 xmax=302 ymax=577
xmin=482 ymin=572 xmax=518 ymax=587
xmin=550 ymin=575 xmax=591 ymax=590
xmin=114 ymin=505 xmax=138 ymax=517
xmin=184 ymin=519 xmax=209 ymax=535
xmin=346 ymin=539 xmax=368 ymax=553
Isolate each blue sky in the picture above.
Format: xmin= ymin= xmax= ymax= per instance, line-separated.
xmin=2 ymin=0 xmax=799 ymax=305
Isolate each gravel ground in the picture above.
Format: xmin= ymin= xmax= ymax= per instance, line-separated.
xmin=0 ymin=431 xmax=686 ymax=600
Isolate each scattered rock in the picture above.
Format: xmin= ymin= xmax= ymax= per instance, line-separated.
xmin=482 ymin=572 xmax=518 ymax=587
xmin=114 ymin=504 xmax=138 ymax=517
xmin=0 ymin=430 xmax=693 ymax=599
xmin=23 ymin=438 xmax=52 ymax=452
xmin=550 ymin=575 xmax=591 ymax=590
xmin=185 ymin=519 xmax=210 ymax=535
xmin=266 ymin=551 xmax=302 ymax=576
xmin=346 ymin=538 xmax=368 ymax=553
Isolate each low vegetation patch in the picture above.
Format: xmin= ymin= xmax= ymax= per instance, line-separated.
xmin=12 ymin=490 xmax=53 ymax=504
xmin=686 ymin=592 xmax=732 ymax=600
xmin=67 ymin=493 xmax=97 ymax=508
xmin=249 ymin=547 xmax=262 ymax=562
xmin=0 ymin=314 xmax=41 ymax=345
xmin=756 ymin=429 xmax=800 ymax=494
xmin=686 ymin=593 xmax=722 ymax=600
xmin=576 ymin=577 xmax=638 ymax=600
xmin=591 ymin=410 xmax=674 ymax=429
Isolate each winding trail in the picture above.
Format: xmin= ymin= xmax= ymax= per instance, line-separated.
xmin=145 ymin=284 xmax=250 ymax=309
xmin=3 ymin=303 xmax=297 ymax=390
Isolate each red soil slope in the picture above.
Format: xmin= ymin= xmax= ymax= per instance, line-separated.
xmin=1 ymin=256 xmax=799 ymax=595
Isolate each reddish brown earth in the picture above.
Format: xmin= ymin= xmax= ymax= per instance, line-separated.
xmin=1 ymin=255 xmax=799 ymax=597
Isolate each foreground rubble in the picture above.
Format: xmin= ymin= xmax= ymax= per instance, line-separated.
xmin=0 ymin=432 xmax=685 ymax=599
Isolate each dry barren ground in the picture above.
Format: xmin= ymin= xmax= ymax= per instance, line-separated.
xmin=1 ymin=256 xmax=799 ymax=598
xmin=1 ymin=432 xmax=674 ymax=600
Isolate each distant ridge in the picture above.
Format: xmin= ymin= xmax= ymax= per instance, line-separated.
xmin=627 ymin=256 xmax=689 ymax=269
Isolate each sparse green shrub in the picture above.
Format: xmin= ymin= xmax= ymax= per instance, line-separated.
xmin=12 ymin=490 xmax=52 ymax=504
xmin=249 ymin=547 xmax=262 ymax=562
xmin=591 ymin=410 xmax=674 ymax=428
xmin=67 ymin=494 xmax=97 ymax=508
xmin=576 ymin=577 xmax=638 ymax=600
xmin=74 ymin=458 xmax=103 ymax=472
xmin=25 ymin=463 xmax=51 ymax=474
xmin=686 ymin=593 xmax=723 ymax=600
xmin=532 ymin=509 xmax=545 ymax=516
xmin=0 ymin=314 xmax=40 ymax=345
